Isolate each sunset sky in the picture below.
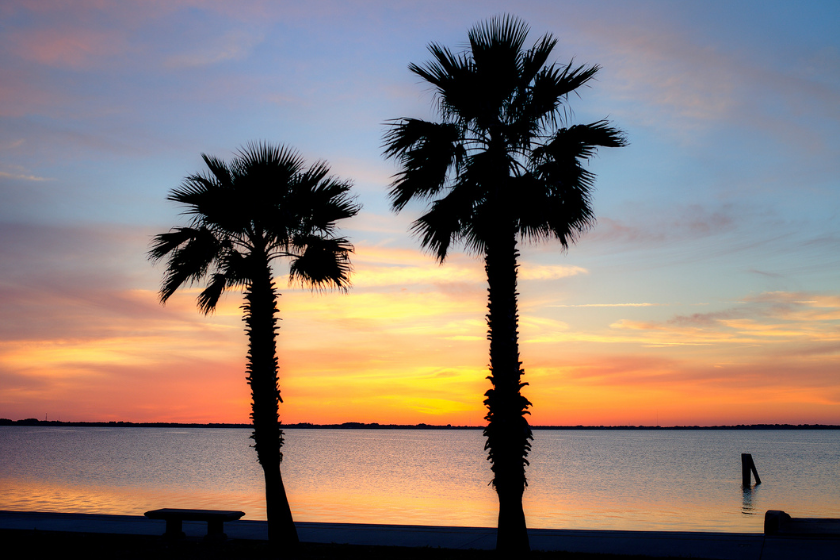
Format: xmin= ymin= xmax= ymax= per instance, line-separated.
xmin=1 ymin=1 xmax=838 ymax=426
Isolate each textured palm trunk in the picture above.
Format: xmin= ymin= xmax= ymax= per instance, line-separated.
xmin=244 ymin=258 xmax=299 ymax=547
xmin=483 ymin=221 xmax=532 ymax=554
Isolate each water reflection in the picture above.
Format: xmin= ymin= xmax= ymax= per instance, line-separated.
xmin=0 ymin=476 xmax=266 ymax=518
xmin=3 ymin=427 xmax=840 ymax=533
xmin=742 ymin=484 xmax=760 ymax=516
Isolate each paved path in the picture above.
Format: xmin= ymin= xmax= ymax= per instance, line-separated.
xmin=1 ymin=511 xmax=838 ymax=559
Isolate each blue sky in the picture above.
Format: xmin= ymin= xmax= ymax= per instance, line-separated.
xmin=1 ymin=1 xmax=838 ymax=425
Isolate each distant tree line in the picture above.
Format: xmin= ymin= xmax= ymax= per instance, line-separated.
xmin=2 ymin=418 xmax=837 ymax=429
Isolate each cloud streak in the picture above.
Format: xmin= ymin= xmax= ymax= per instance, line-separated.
xmin=164 ymin=29 xmax=264 ymax=68
xmin=0 ymin=171 xmax=50 ymax=181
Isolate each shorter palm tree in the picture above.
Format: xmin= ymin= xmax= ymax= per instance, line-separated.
xmin=149 ymin=142 xmax=359 ymax=546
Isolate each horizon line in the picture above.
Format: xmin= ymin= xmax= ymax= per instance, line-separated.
xmin=2 ymin=419 xmax=839 ymax=430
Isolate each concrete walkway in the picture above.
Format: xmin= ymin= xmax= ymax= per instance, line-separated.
xmin=1 ymin=510 xmax=838 ymax=559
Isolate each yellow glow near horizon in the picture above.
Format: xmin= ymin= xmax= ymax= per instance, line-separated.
xmin=4 ymin=286 xmax=839 ymax=425
xmin=3 ymin=239 xmax=838 ymax=427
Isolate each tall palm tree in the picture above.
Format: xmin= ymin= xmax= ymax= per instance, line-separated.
xmin=149 ymin=142 xmax=359 ymax=546
xmin=383 ymin=15 xmax=626 ymax=553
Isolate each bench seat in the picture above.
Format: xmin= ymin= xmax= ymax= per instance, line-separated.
xmin=144 ymin=508 xmax=245 ymax=539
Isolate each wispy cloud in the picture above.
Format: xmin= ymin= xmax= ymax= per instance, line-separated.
xmin=585 ymin=204 xmax=739 ymax=247
xmin=520 ymin=265 xmax=587 ymax=281
xmin=0 ymin=171 xmax=50 ymax=181
xmin=345 ymin=245 xmax=587 ymax=289
xmin=165 ymin=29 xmax=264 ymax=68
xmin=1 ymin=140 xmax=25 ymax=150
xmin=553 ymin=303 xmax=662 ymax=308
xmin=605 ymin=291 xmax=840 ymax=347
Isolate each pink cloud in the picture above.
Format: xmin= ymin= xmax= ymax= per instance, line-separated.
xmin=0 ymin=67 xmax=62 ymax=118
xmin=584 ymin=203 xmax=739 ymax=250
xmin=533 ymin=4 xmax=840 ymax=157
xmin=8 ymin=27 xmax=127 ymax=69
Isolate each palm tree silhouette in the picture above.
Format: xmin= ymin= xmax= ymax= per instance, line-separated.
xmin=149 ymin=142 xmax=359 ymax=546
xmin=383 ymin=15 xmax=626 ymax=552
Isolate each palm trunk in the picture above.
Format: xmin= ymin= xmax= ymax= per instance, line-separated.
xmin=483 ymin=222 xmax=532 ymax=554
xmin=244 ymin=258 xmax=299 ymax=547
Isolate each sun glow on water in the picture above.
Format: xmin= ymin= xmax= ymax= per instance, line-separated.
xmin=2 ymin=427 xmax=839 ymax=532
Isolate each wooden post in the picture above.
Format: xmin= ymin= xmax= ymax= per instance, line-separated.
xmin=742 ymin=453 xmax=761 ymax=486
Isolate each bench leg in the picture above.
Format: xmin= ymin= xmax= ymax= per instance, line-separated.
xmin=206 ymin=519 xmax=227 ymax=541
xmin=163 ymin=518 xmax=185 ymax=539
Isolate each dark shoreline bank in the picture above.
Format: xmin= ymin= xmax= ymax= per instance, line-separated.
xmin=3 ymin=511 xmax=837 ymax=560
xmin=0 ymin=528 xmax=710 ymax=560
xmin=2 ymin=419 xmax=838 ymax=430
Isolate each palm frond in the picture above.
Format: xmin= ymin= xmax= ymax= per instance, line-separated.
xmin=288 ymin=236 xmax=354 ymax=292
xmin=168 ymin=174 xmax=215 ymax=207
xmin=520 ymin=33 xmax=558 ymax=85
xmin=197 ymin=272 xmax=228 ymax=314
xmin=235 ymin=141 xmax=304 ymax=176
xmin=410 ymin=182 xmax=477 ymax=262
xmin=201 ymin=154 xmax=235 ymax=188
xmin=468 ymin=14 xmax=529 ymax=61
xmin=513 ymin=173 xmax=595 ymax=248
xmin=298 ymin=160 xmax=331 ymax=190
xmin=148 ymin=227 xmax=201 ymax=262
xmin=306 ymin=177 xmax=360 ymax=232
xmin=153 ymin=136 xmax=361 ymax=301
xmin=157 ymin=227 xmax=221 ymax=303
xmin=412 ymin=44 xmax=484 ymax=124
xmin=168 ymin=172 xmax=253 ymax=238
xmin=508 ymin=62 xmax=600 ymax=140
xmin=383 ymin=119 xmax=463 ymax=211
xmin=409 ymin=43 xmax=467 ymax=92
xmin=388 ymin=16 xmax=626 ymax=258
xmin=468 ymin=15 xmax=528 ymax=123
xmin=534 ymin=120 xmax=628 ymax=167
xmin=255 ymin=159 xmax=360 ymax=254
xmin=548 ymin=62 xmax=600 ymax=101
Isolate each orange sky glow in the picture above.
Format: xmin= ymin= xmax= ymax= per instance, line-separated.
xmin=1 ymin=1 xmax=838 ymax=426
xmin=3 ymin=242 xmax=837 ymax=426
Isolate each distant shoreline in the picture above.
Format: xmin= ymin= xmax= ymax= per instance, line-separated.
xmin=1 ymin=419 xmax=838 ymax=430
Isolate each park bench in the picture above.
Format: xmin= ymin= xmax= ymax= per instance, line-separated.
xmin=144 ymin=508 xmax=245 ymax=540
xmin=765 ymin=510 xmax=840 ymax=537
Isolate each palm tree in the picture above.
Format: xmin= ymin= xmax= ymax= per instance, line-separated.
xmin=149 ymin=142 xmax=359 ymax=546
xmin=383 ymin=15 xmax=626 ymax=553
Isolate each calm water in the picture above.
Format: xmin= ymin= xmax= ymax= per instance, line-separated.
xmin=1 ymin=427 xmax=838 ymax=533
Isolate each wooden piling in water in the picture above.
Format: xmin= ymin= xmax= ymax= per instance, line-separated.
xmin=742 ymin=453 xmax=761 ymax=486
